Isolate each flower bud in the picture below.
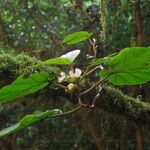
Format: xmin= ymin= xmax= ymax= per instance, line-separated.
xmin=67 ymin=77 xmax=79 ymax=83
xmin=66 ymin=83 xmax=77 ymax=92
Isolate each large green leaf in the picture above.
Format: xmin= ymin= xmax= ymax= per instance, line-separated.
xmin=0 ymin=109 xmax=61 ymax=138
xmin=100 ymin=47 xmax=150 ymax=85
xmin=62 ymin=31 xmax=92 ymax=45
xmin=0 ymin=72 xmax=52 ymax=103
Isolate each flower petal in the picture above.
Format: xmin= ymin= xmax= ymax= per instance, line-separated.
xmin=74 ymin=68 xmax=82 ymax=77
xmin=58 ymin=72 xmax=66 ymax=83
xmin=68 ymin=70 xmax=75 ymax=78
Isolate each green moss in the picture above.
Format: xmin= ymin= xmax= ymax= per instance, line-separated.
xmin=99 ymin=86 xmax=150 ymax=121
xmin=0 ymin=53 xmax=38 ymax=75
xmin=0 ymin=53 xmax=60 ymax=85
xmin=0 ymin=53 xmax=149 ymax=122
xmin=99 ymin=0 xmax=108 ymax=43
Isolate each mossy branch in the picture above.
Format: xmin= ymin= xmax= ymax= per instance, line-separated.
xmin=0 ymin=53 xmax=150 ymax=123
xmin=98 ymin=86 xmax=150 ymax=123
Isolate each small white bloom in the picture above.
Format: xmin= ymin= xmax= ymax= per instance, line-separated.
xmin=68 ymin=70 xmax=75 ymax=78
xmin=86 ymin=54 xmax=94 ymax=59
xmin=68 ymin=68 xmax=82 ymax=78
xmin=93 ymin=38 xmax=96 ymax=43
xmin=95 ymin=93 xmax=100 ymax=98
xmin=74 ymin=68 xmax=82 ymax=77
xmin=58 ymin=72 xmax=66 ymax=83
xmin=58 ymin=68 xmax=82 ymax=83
xmin=99 ymin=65 xmax=104 ymax=70
xmin=98 ymin=85 xmax=103 ymax=92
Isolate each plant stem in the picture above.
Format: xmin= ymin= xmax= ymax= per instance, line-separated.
xmin=80 ymin=79 xmax=102 ymax=96
xmin=85 ymin=66 xmax=100 ymax=77
xmin=49 ymin=104 xmax=86 ymax=119
xmin=79 ymin=66 xmax=91 ymax=82
xmin=80 ymin=74 xmax=111 ymax=96
xmin=54 ymin=83 xmax=66 ymax=89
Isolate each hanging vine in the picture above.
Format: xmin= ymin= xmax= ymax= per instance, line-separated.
xmin=99 ymin=0 xmax=108 ymax=43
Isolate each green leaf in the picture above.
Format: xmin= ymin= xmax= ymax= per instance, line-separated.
xmin=62 ymin=31 xmax=92 ymax=45
xmin=0 ymin=109 xmax=61 ymax=138
xmin=100 ymin=47 xmax=150 ymax=85
xmin=41 ymin=58 xmax=73 ymax=65
xmin=0 ymin=72 xmax=52 ymax=103
xmin=41 ymin=50 xmax=80 ymax=65
xmin=91 ymin=57 xmax=109 ymax=65
xmin=91 ymin=52 xmax=118 ymax=65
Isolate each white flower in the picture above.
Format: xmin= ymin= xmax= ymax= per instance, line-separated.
xmin=57 ymin=68 xmax=82 ymax=83
xmin=99 ymin=65 xmax=104 ymax=70
xmin=58 ymin=72 xmax=66 ymax=83
xmin=98 ymin=85 xmax=103 ymax=92
xmin=93 ymin=38 xmax=96 ymax=43
xmin=86 ymin=54 xmax=94 ymax=59
xmin=74 ymin=68 xmax=82 ymax=77
xmin=68 ymin=68 xmax=82 ymax=78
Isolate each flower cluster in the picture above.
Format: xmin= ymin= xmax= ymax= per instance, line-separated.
xmin=58 ymin=68 xmax=82 ymax=83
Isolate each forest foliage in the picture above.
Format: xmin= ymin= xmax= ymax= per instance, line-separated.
xmin=0 ymin=0 xmax=150 ymax=150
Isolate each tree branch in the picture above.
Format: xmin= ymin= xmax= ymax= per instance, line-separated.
xmin=49 ymin=104 xmax=84 ymax=119
xmin=0 ymin=53 xmax=150 ymax=123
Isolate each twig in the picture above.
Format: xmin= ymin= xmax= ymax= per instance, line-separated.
xmin=91 ymin=81 xmax=109 ymax=108
xmin=76 ymin=93 xmax=83 ymax=104
xmin=54 ymin=83 xmax=66 ymax=89
xmin=49 ymin=104 xmax=85 ymax=119
xmin=89 ymin=39 xmax=98 ymax=58
xmin=79 ymin=66 xmax=91 ymax=82
xmin=85 ymin=66 xmax=100 ymax=77
xmin=79 ymin=65 xmax=100 ymax=83
xmin=80 ymin=79 xmax=102 ymax=96
xmin=80 ymin=74 xmax=111 ymax=96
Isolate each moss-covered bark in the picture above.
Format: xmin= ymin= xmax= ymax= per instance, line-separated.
xmin=98 ymin=86 xmax=150 ymax=123
xmin=0 ymin=53 xmax=60 ymax=86
xmin=0 ymin=53 xmax=150 ymax=123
